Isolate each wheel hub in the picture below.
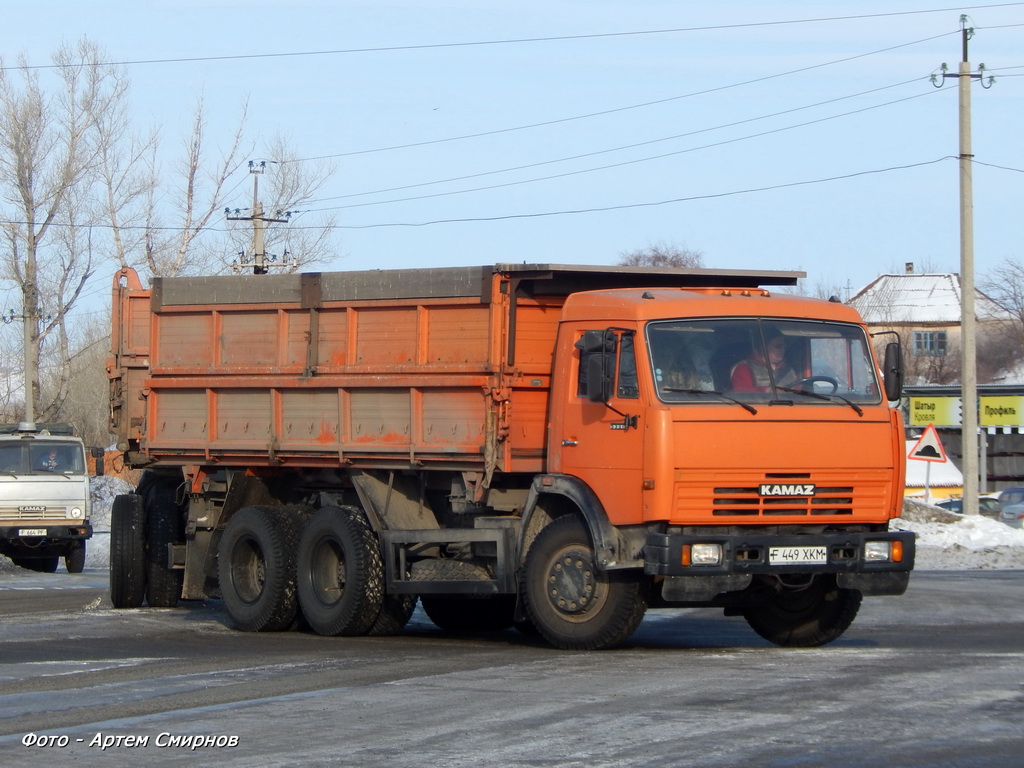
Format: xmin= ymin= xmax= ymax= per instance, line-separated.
xmin=545 ymin=545 xmax=597 ymax=616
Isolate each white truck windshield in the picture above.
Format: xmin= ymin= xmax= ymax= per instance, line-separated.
xmin=0 ymin=442 xmax=86 ymax=475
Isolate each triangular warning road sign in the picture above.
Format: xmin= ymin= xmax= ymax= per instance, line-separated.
xmin=908 ymin=423 xmax=948 ymax=463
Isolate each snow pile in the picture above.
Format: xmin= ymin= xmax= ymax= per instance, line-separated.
xmin=3 ymin=478 xmax=1023 ymax=573
xmin=894 ymin=497 xmax=1024 ymax=570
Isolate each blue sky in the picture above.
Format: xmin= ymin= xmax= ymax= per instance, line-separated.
xmin=4 ymin=1 xmax=1024 ymax=303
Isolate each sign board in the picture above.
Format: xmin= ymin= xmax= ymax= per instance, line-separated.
xmin=979 ymin=396 xmax=1024 ymax=427
xmin=908 ymin=397 xmax=960 ymax=427
xmin=908 ymin=424 xmax=948 ymax=463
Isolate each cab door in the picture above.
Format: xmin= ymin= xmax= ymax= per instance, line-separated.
xmin=550 ymin=328 xmax=645 ymax=526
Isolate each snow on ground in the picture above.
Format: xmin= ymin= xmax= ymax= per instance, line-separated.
xmin=2 ymin=477 xmax=1023 ymax=575
xmin=895 ymin=497 xmax=1024 ymax=569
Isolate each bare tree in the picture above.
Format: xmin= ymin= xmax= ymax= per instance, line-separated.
xmin=618 ymin=241 xmax=704 ymax=269
xmin=0 ymin=39 xmax=128 ymax=422
xmin=136 ymin=96 xmax=250 ymax=279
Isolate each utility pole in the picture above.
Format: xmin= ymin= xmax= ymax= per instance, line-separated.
xmin=933 ymin=16 xmax=993 ymax=515
xmin=4 ymin=283 xmax=43 ymax=425
xmin=226 ymin=161 xmax=293 ymax=275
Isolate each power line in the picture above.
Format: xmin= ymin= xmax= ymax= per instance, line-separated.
xmin=329 ymin=157 xmax=960 ymax=229
xmin=0 ymin=157 xmax=956 ymax=234
xmin=302 ymin=77 xmax=934 ymax=205
xmin=302 ymin=88 xmax=952 ymax=213
xmin=6 ymin=3 xmax=1023 ymax=73
xmin=290 ymin=33 xmax=958 ymax=163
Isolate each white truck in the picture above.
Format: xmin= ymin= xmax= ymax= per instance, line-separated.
xmin=0 ymin=423 xmax=94 ymax=573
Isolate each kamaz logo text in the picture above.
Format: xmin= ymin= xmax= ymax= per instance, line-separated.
xmin=758 ymin=483 xmax=815 ymax=497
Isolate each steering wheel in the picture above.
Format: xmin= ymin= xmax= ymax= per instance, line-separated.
xmin=790 ymin=375 xmax=839 ymax=394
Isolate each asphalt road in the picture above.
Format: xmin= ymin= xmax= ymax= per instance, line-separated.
xmin=1 ymin=567 xmax=1022 ymax=767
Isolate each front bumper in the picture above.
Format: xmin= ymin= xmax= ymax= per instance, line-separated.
xmin=645 ymin=529 xmax=915 ymax=600
xmin=0 ymin=523 xmax=93 ymax=546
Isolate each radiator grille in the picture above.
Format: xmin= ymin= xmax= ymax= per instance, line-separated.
xmin=0 ymin=507 xmax=69 ymax=522
xmin=674 ymin=470 xmax=891 ymax=522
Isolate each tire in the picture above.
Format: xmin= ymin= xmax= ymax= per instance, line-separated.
xmin=218 ymin=506 xmax=301 ymax=632
xmin=522 ymin=516 xmax=647 ymax=651
xmin=110 ymin=494 xmax=147 ymax=608
xmin=421 ymin=595 xmax=517 ymax=633
xmin=65 ymin=542 xmax=86 ymax=574
xmin=366 ymin=595 xmax=418 ymax=636
xmin=145 ymin=481 xmax=185 ymax=607
xmin=412 ymin=557 xmax=515 ymax=633
xmin=296 ymin=506 xmax=384 ymax=636
xmin=742 ymin=575 xmax=862 ymax=647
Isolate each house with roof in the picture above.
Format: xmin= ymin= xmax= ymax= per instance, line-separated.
xmin=847 ymin=265 xmax=1011 ymax=385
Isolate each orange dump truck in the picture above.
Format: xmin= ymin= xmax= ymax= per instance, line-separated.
xmin=107 ymin=263 xmax=913 ymax=649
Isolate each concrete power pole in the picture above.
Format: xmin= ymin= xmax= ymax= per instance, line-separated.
xmin=934 ymin=16 xmax=993 ymax=515
xmin=226 ymin=161 xmax=293 ymax=275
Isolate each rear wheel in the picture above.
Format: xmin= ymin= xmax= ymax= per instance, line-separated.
xmin=522 ymin=516 xmax=647 ymax=650
xmin=742 ymin=575 xmax=862 ymax=647
xmin=110 ymin=494 xmax=146 ymax=608
xmin=218 ymin=506 xmax=300 ymax=632
xmin=366 ymin=595 xmax=418 ymax=636
xmin=145 ymin=480 xmax=185 ymax=607
xmin=296 ymin=506 xmax=384 ymax=636
xmin=65 ymin=542 xmax=86 ymax=574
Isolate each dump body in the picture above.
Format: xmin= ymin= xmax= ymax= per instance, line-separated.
xmin=0 ymin=425 xmax=92 ymax=572
xmin=108 ymin=263 xmax=913 ymax=650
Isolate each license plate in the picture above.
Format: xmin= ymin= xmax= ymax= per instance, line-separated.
xmin=769 ymin=546 xmax=827 ymax=565
xmin=18 ymin=528 xmax=47 ymax=537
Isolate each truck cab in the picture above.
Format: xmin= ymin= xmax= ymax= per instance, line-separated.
xmin=0 ymin=423 xmax=93 ymax=573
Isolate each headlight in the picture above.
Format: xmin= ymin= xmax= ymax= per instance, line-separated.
xmin=864 ymin=540 xmax=903 ymax=562
xmin=69 ymin=507 xmax=84 ymax=519
xmin=683 ymin=543 xmax=723 ymax=566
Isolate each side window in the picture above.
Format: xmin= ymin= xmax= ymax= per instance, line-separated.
xmin=576 ymin=342 xmax=602 ymax=397
xmin=0 ymin=445 xmax=23 ymax=472
xmin=617 ymin=333 xmax=638 ymax=399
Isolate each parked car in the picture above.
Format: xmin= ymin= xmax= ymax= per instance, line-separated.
xmin=936 ymin=495 xmax=1002 ymax=519
xmin=996 ymin=488 xmax=1024 ymax=529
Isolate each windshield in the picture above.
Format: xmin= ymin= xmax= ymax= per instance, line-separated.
xmin=0 ymin=441 xmax=87 ymax=475
xmin=647 ymin=318 xmax=882 ymax=405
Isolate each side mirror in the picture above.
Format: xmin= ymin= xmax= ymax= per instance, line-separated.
xmin=578 ymin=330 xmax=617 ymax=403
xmin=883 ymin=342 xmax=903 ymax=401
xmin=91 ymin=447 xmax=106 ymax=477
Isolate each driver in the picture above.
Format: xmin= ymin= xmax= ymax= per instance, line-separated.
xmin=731 ymin=331 xmax=796 ymax=393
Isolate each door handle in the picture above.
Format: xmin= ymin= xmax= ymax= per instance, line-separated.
xmin=561 ymin=439 xmax=578 ymax=447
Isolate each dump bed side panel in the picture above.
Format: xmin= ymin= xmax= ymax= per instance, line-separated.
xmin=112 ymin=267 xmax=558 ymax=474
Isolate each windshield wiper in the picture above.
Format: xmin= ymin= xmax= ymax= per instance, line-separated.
xmin=663 ymin=388 xmax=758 ymax=415
xmin=777 ymin=386 xmax=863 ymax=417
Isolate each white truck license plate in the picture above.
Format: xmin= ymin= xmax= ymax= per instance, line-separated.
xmin=769 ymin=546 xmax=827 ymax=565
xmin=18 ymin=528 xmax=47 ymax=537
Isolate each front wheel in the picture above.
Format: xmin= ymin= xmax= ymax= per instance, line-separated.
xmin=65 ymin=542 xmax=86 ymax=574
xmin=742 ymin=575 xmax=862 ymax=647
xmin=522 ymin=516 xmax=647 ymax=650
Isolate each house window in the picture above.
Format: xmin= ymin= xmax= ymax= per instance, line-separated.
xmin=913 ymin=331 xmax=947 ymax=357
